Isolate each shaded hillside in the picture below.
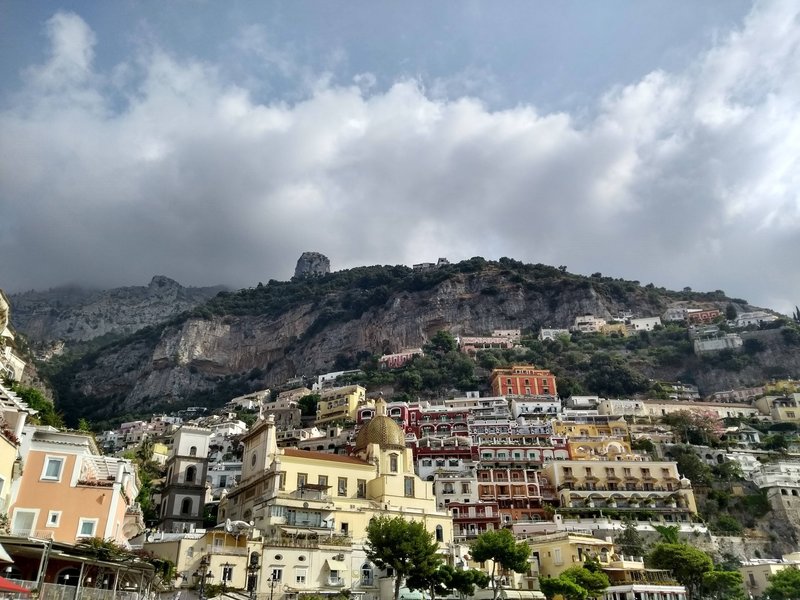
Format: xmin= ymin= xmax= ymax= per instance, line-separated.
xmin=10 ymin=276 xmax=227 ymax=346
xmin=42 ymin=258 xmax=797 ymax=425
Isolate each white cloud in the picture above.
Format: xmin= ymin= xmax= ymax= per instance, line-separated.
xmin=1 ymin=1 xmax=799 ymax=314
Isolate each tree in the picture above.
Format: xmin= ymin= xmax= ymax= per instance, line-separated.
xmin=407 ymin=565 xmax=489 ymax=600
xmin=298 ymin=394 xmax=320 ymax=417
xmin=470 ymin=529 xmax=530 ymax=600
xmin=793 ymin=306 xmax=800 ymax=324
xmin=701 ymin=570 xmax=747 ymax=600
xmin=540 ymin=575 xmax=588 ymax=600
xmin=665 ymin=446 xmax=713 ymax=486
xmin=653 ymin=525 xmax=680 ymax=544
xmin=425 ymin=330 xmax=458 ymax=355
xmin=662 ymin=412 xmax=722 ymax=445
xmin=562 ymin=565 xmax=610 ymax=599
xmin=614 ymin=518 xmax=645 ymax=558
xmin=365 ymin=516 xmax=442 ymax=600
xmin=725 ymin=303 xmax=738 ymax=321
xmin=764 ymin=567 xmax=800 ymax=600
xmin=648 ymin=543 xmax=713 ymax=600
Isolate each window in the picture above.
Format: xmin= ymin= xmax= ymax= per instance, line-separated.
xmin=389 ymin=454 xmax=399 ymax=473
xmin=461 ymin=483 xmax=470 ymax=494
xmin=553 ymin=548 xmax=563 ymax=565
xmin=357 ymin=479 xmax=366 ymax=498
xmin=185 ymin=466 xmax=196 ymax=484
xmin=318 ymin=475 xmax=328 ymax=487
xmin=42 ymin=456 xmax=65 ymax=481
xmin=271 ymin=568 xmax=283 ymax=582
xmin=78 ymin=518 xmax=98 ymax=538
xmin=295 ymin=568 xmax=308 ymax=584
xmin=279 ymin=472 xmax=286 ymax=490
xmin=297 ymin=473 xmax=307 ymax=489
xmin=341 ymin=522 xmax=349 ymax=535
xmin=47 ymin=511 xmax=61 ymax=527
xmin=404 ymin=477 xmax=415 ymax=497
xmin=361 ymin=564 xmax=373 ymax=585
xmin=222 ymin=565 xmax=233 ymax=583
xmin=189 ymin=446 xmax=197 ymax=457
xmin=12 ymin=510 xmax=37 ymax=536
xmin=338 ymin=477 xmax=348 ymax=497
xmin=179 ymin=497 xmax=193 ymax=516
xmin=435 ymin=525 xmax=443 ymax=542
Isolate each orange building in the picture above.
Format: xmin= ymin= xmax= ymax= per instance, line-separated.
xmin=490 ymin=365 xmax=558 ymax=397
xmin=10 ymin=427 xmax=141 ymax=545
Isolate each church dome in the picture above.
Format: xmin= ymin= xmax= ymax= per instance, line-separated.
xmin=354 ymin=415 xmax=407 ymax=453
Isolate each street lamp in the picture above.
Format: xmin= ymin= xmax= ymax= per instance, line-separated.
xmin=194 ymin=555 xmax=211 ymax=600
xmin=266 ymin=573 xmax=278 ymax=600
xmin=247 ymin=552 xmax=261 ymax=600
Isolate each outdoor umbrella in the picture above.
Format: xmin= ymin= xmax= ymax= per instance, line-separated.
xmin=0 ymin=576 xmax=30 ymax=594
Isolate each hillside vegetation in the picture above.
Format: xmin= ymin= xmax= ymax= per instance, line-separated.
xmin=23 ymin=258 xmax=798 ymax=426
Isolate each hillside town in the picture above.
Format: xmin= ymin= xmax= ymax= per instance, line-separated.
xmin=2 ymin=285 xmax=800 ymax=600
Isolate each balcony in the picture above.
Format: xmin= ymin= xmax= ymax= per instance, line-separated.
xmin=327 ymin=577 xmax=345 ymax=587
xmin=209 ymin=545 xmax=248 ymax=556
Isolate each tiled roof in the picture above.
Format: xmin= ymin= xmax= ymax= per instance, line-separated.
xmin=282 ymin=448 xmax=372 ymax=466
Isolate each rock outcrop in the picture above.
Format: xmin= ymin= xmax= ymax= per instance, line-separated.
xmin=293 ymin=252 xmax=330 ymax=279
xmin=31 ymin=260 xmax=794 ymax=421
xmin=10 ymin=276 xmax=227 ymax=345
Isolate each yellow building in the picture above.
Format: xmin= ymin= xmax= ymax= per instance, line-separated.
xmin=740 ymin=554 xmax=800 ymax=598
xmin=315 ymin=385 xmax=369 ymax=426
xmin=219 ymin=402 xmax=453 ymax=600
xmin=566 ymin=437 xmax=637 ymax=461
xmin=754 ymin=394 xmax=800 ymax=423
xmin=541 ymin=460 xmax=697 ymax=522
xmin=553 ymin=416 xmax=630 ymax=439
xmin=143 ymin=527 xmax=250 ymax=591
xmin=525 ymin=531 xmax=616 ymax=578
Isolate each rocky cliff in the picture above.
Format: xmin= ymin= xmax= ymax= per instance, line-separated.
xmin=45 ymin=258 xmax=798 ymax=423
xmin=10 ymin=276 xmax=227 ymax=346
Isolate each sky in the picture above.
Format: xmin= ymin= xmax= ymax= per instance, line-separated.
xmin=1 ymin=1 xmax=799 ymax=314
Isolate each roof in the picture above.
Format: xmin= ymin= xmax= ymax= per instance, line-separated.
xmin=353 ymin=415 xmax=406 ymax=453
xmin=282 ymin=448 xmax=372 ymax=466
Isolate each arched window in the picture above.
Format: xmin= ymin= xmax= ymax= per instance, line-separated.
xmin=180 ymin=498 xmax=192 ymax=515
xmin=389 ymin=454 xmax=399 ymax=473
xmin=361 ymin=563 xmax=373 ymax=585
xmin=189 ymin=446 xmax=198 ymax=457
xmin=186 ymin=466 xmax=196 ymax=484
xmin=435 ymin=525 xmax=443 ymax=542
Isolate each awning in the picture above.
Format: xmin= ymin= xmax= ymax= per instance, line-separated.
xmin=324 ymin=559 xmax=347 ymax=571
xmin=0 ymin=543 xmax=13 ymax=563
xmin=0 ymin=576 xmax=31 ymax=594
xmin=280 ymin=527 xmax=317 ymax=537
xmin=500 ymin=591 xmax=545 ymax=600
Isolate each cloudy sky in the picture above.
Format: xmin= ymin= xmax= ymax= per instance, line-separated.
xmin=1 ymin=1 xmax=799 ymax=314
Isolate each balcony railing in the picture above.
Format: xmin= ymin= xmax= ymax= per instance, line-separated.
xmin=209 ymin=546 xmax=248 ymax=556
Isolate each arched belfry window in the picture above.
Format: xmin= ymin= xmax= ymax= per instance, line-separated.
xmin=189 ymin=446 xmax=198 ymax=457
xmin=186 ymin=466 xmax=196 ymax=484
xmin=180 ymin=498 xmax=192 ymax=515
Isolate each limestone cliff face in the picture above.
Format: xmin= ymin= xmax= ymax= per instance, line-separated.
xmin=61 ymin=266 xmax=653 ymax=415
xmin=10 ymin=276 xmax=227 ymax=344
xmin=52 ymin=262 xmax=792 ymax=419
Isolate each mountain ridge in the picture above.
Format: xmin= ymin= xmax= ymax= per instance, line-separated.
xmin=14 ymin=258 xmax=797 ymax=425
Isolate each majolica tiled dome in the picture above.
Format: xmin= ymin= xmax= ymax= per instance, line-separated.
xmin=353 ymin=415 xmax=406 ymax=453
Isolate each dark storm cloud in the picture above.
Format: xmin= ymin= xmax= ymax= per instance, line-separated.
xmin=1 ymin=3 xmax=799 ymax=314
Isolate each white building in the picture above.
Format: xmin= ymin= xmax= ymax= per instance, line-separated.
xmin=693 ymin=334 xmax=743 ymax=354
xmin=511 ymin=397 xmax=561 ymax=419
xmin=734 ymin=311 xmax=778 ymax=328
xmin=627 ymin=316 xmax=662 ymax=331
xmin=539 ymin=328 xmax=570 ymax=341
